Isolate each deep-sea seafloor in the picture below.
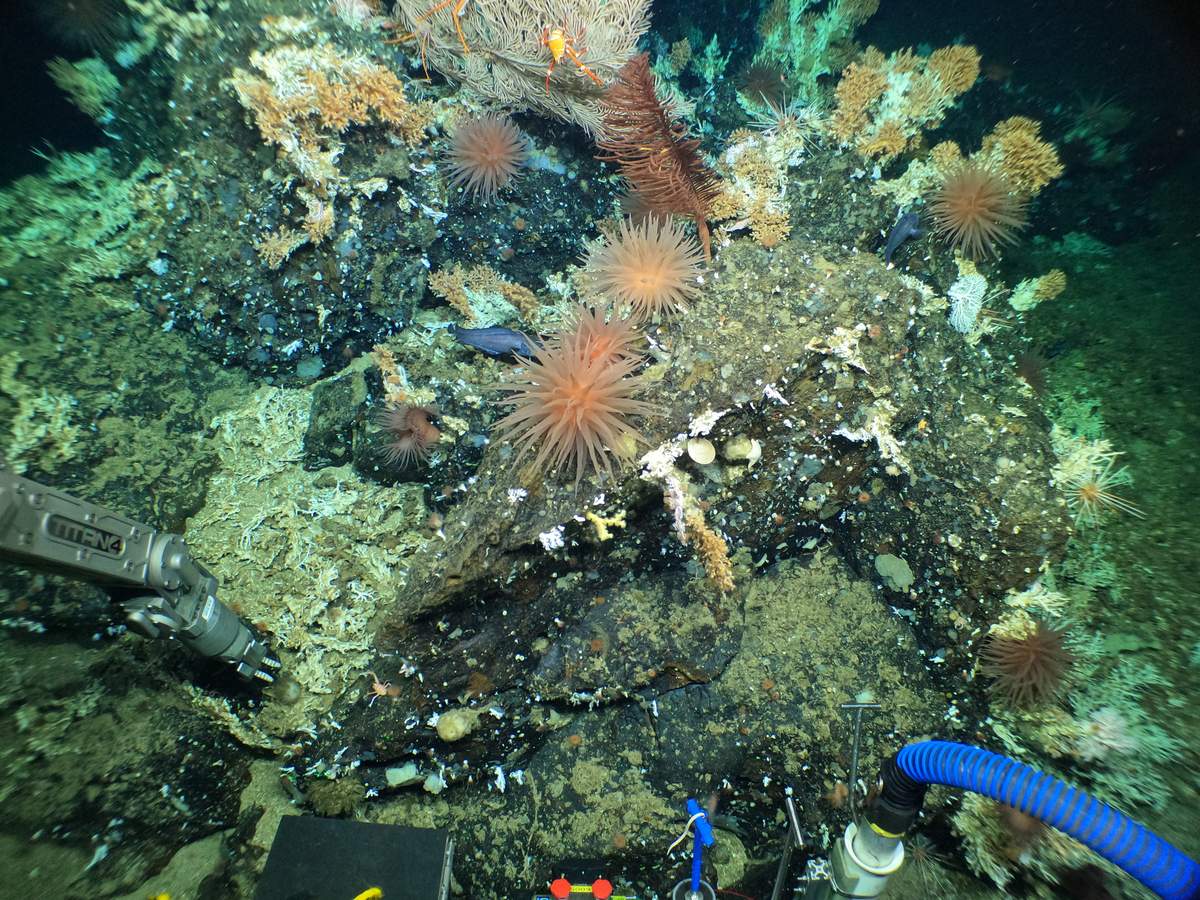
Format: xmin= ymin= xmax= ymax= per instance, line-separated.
xmin=1 ymin=1 xmax=1198 ymax=899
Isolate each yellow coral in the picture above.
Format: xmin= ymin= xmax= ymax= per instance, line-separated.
xmin=900 ymin=73 xmax=947 ymax=123
xmin=684 ymin=509 xmax=735 ymax=593
xmin=254 ymin=227 xmax=308 ymax=269
xmin=830 ymin=61 xmax=888 ymax=141
xmin=860 ymin=46 xmax=886 ymax=69
xmin=372 ymin=344 xmax=405 ymax=403
xmin=730 ymin=144 xmax=779 ymax=192
xmin=831 ymin=45 xmax=979 ymax=157
xmin=927 ymin=45 xmax=981 ymax=95
xmin=229 ymin=44 xmax=433 ymax=185
xmin=230 ymin=42 xmax=433 ymax=265
xmin=840 ymin=0 xmax=880 ymax=25
xmin=428 ymin=263 xmax=540 ymax=324
xmin=889 ymin=47 xmax=922 ymax=74
xmin=749 ymin=198 xmax=791 ymax=248
xmin=499 ymin=281 xmax=541 ymax=323
xmin=857 ymin=119 xmax=908 ymax=160
xmin=709 ymin=182 xmax=744 ymax=221
xmin=930 ymin=139 xmax=963 ymax=173
xmin=1036 ymin=269 xmax=1067 ymax=300
xmin=667 ymin=38 xmax=692 ymax=74
xmin=299 ymin=188 xmax=335 ymax=243
xmin=980 ymin=117 xmax=1064 ymax=194
xmin=585 ymin=510 xmax=627 ymax=541
xmin=427 ymin=265 xmax=476 ymax=323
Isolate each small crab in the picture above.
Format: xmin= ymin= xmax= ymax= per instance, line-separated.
xmin=540 ymin=24 xmax=603 ymax=92
xmin=366 ymin=670 xmax=401 ymax=706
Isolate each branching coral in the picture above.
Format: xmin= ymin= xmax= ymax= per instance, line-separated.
xmin=828 ymin=44 xmax=981 ymax=163
xmin=684 ymin=509 xmax=735 ymax=594
xmin=1008 ymin=269 xmax=1067 ymax=311
xmin=596 ymin=53 xmax=720 ymax=260
xmin=927 ymin=44 xmax=982 ymax=95
xmin=754 ymin=0 xmax=879 ymax=100
xmin=829 ymin=59 xmax=888 ymax=142
xmin=229 ymin=43 xmax=430 ymax=186
xmin=978 ymin=116 xmax=1065 ymax=195
xmin=229 ymin=39 xmax=433 ymax=264
xmin=47 ymin=56 xmax=120 ymax=122
xmin=428 ymin=263 xmax=541 ymax=325
xmin=638 ymin=455 xmax=735 ymax=594
xmin=709 ymin=99 xmax=821 ymax=248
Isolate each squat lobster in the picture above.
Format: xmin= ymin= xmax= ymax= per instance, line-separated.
xmin=365 ymin=670 xmax=400 ymax=706
xmin=540 ymin=24 xmax=604 ymax=92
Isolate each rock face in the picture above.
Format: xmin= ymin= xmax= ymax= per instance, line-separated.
xmin=372 ymin=236 xmax=1067 ymax=628
xmin=0 ymin=3 xmax=1074 ymax=894
xmin=293 ymin=234 xmax=1069 ymax=897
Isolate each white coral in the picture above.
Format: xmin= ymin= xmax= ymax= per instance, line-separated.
xmin=947 ymin=272 xmax=987 ymax=333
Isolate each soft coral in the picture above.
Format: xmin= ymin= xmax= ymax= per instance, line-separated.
xmin=596 ymin=53 xmax=719 ymax=259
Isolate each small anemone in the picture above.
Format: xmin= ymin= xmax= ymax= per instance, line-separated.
xmin=376 ymin=403 xmax=440 ymax=467
xmin=546 ymin=304 xmax=644 ymax=366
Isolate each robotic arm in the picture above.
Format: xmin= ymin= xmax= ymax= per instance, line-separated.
xmin=0 ymin=462 xmax=279 ymax=683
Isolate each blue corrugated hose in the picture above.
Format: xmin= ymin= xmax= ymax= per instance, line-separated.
xmin=896 ymin=740 xmax=1200 ymax=900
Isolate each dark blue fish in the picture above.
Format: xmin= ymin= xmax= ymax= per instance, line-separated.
xmin=883 ymin=210 xmax=922 ymax=264
xmin=452 ymin=325 xmax=540 ymax=358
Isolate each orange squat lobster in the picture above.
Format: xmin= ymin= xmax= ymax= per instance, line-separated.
xmin=540 ymin=25 xmax=603 ymax=92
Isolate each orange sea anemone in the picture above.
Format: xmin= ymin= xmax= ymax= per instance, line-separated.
xmin=492 ymin=319 xmax=654 ymax=488
xmin=929 ymin=163 xmax=1028 ymax=259
xmin=377 ymin=403 xmax=440 ymax=467
xmin=582 ymin=217 xmax=704 ymax=320
xmin=444 ymin=113 xmax=528 ymax=203
xmin=549 ymin=304 xmax=644 ymax=366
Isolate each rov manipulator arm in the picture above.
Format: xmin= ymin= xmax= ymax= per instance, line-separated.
xmin=0 ymin=462 xmax=278 ymax=683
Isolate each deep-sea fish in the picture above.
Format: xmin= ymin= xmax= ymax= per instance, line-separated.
xmin=883 ymin=210 xmax=922 ymax=264
xmin=452 ymin=325 xmax=540 ymax=358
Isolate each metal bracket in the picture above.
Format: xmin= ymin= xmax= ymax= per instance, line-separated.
xmin=839 ymin=701 xmax=881 ymax=820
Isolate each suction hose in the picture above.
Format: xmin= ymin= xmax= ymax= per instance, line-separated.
xmin=881 ymin=740 xmax=1200 ymax=900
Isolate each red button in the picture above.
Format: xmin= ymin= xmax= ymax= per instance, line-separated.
xmin=550 ymin=877 xmax=572 ymax=899
xmin=592 ymin=879 xmax=613 ymax=900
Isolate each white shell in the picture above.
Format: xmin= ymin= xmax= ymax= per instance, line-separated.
xmin=687 ymin=437 xmax=717 ymax=465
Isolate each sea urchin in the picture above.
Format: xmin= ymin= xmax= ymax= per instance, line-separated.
xmin=981 ymin=620 xmax=1073 ymax=708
